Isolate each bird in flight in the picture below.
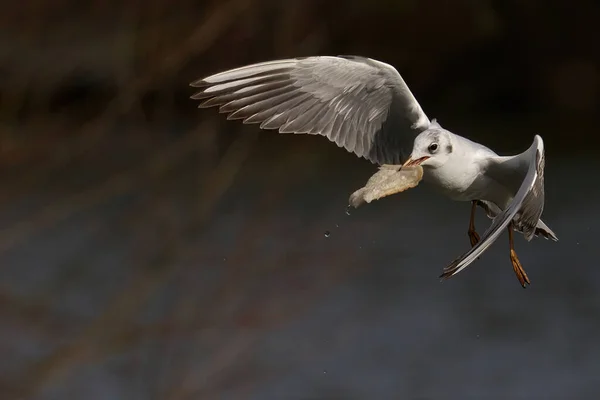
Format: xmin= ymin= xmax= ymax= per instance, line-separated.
xmin=189 ymin=55 xmax=558 ymax=287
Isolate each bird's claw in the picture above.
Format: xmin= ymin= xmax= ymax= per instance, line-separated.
xmin=510 ymin=249 xmax=530 ymax=288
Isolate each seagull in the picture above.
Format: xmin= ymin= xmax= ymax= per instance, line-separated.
xmin=189 ymin=55 xmax=558 ymax=287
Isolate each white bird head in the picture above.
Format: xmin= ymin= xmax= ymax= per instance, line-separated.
xmin=402 ymin=127 xmax=454 ymax=170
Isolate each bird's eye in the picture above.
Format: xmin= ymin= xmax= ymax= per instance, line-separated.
xmin=428 ymin=143 xmax=439 ymax=153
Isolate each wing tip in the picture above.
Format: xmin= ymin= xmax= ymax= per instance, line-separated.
xmin=438 ymin=271 xmax=452 ymax=281
xmin=190 ymin=59 xmax=299 ymax=88
xmin=439 ymin=259 xmax=462 ymax=281
xmin=190 ymin=81 xmax=206 ymax=88
xmin=189 ymin=90 xmax=209 ymax=100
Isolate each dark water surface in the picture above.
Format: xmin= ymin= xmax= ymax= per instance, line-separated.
xmin=1 ymin=127 xmax=599 ymax=399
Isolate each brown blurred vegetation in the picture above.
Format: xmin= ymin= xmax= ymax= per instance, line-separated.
xmin=0 ymin=0 xmax=598 ymax=398
xmin=1 ymin=0 xmax=597 ymax=169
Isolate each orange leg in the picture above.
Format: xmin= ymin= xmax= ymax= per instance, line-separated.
xmin=508 ymin=222 xmax=531 ymax=288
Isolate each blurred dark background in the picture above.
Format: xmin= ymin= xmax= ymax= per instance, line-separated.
xmin=0 ymin=0 xmax=599 ymax=399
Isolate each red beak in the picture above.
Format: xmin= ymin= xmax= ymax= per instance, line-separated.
xmin=401 ymin=156 xmax=430 ymax=168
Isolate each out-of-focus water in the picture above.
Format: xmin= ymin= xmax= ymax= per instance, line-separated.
xmin=1 ymin=128 xmax=599 ymax=399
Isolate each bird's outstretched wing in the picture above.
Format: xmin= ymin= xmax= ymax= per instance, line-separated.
xmin=190 ymin=55 xmax=431 ymax=165
xmin=440 ymin=135 xmax=547 ymax=280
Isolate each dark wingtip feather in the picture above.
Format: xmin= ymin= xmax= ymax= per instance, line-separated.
xmin=225 ymin=112 xmax=246 ymax=121
xmin=190 ymin=79 xmax=210 ymax=88
xmin=438 ymin=270 xmax=454 ymax=281
xmin=190 ymin=90 xmax=211 ymax=100
xmin=198 ymin=97 xmax=224 ymax=108
xmin=438 ymin=259 xmax=461 ymax=281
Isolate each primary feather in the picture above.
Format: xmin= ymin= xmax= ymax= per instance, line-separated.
xmin=190 ymin=55 xmax=431 ymax=165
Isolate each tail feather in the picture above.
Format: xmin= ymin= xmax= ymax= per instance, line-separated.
xmin=534 ymin=219 xmax=558 ymax=241
xmin=475 ymin=200 xmax=558 ymax=241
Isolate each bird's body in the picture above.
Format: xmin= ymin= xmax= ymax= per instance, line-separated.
xmin=413 ymin=127 xmax=556 ymax=243
xmin=420 ymin=130 xmax=499 ymax=202
xmin=191 ymin=54 xmax=558 ymax=287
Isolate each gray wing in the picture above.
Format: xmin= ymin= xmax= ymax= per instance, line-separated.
xmin=440 ymin=135 xmax=547 ymax=280
xmin=190 ymin=55 xmax=431 ymax=165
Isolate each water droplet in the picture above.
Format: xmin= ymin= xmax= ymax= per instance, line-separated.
xmin=324 ymin=231 xmax=331 ymax=238
xmin=345 ymin=206 xmax=351 ymax=216
xmin=323 ymin=370 xmax=327 ymax=374
xmin=335 ymin=224 xmax=339 ymax=228
xmin=223 ymin=257 xmax=227 ymax=262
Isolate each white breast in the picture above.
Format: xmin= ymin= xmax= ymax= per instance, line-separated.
xmin=421 ymin=152 xmax=480 ymax=200
xmin=422 ymin=148 xmax=515 ymax=208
